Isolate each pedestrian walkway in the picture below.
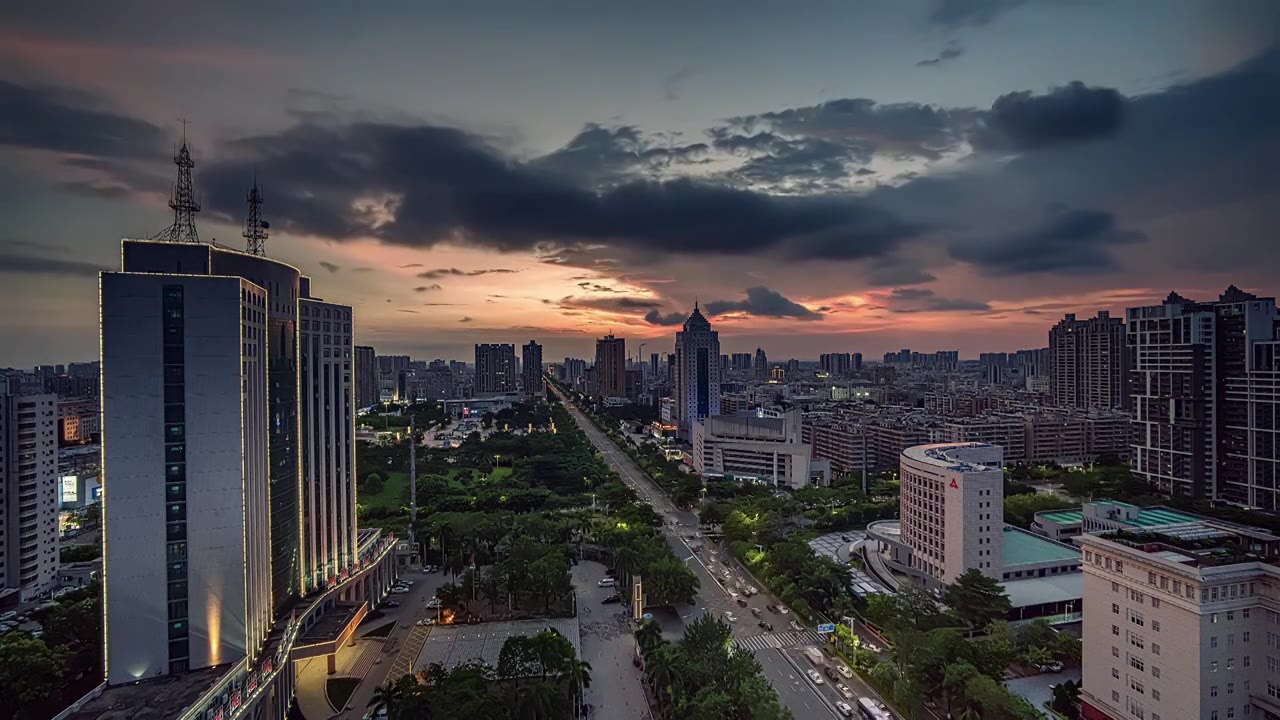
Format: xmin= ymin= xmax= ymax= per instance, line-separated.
xmin=345 ymin=640 xmax=382 ymax=679
xmin=387 ymin=624 xmax=431 ymax=679
xmin=734 ymin=629 xmax=821 ymax=652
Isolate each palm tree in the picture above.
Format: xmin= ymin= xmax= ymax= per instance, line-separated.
xmin=559 ymin=658 xmax=592 ymax=716
xmin=634 ymin=619 xmax=663 ymax=662
xmin=612 ymin=544 xmax=642 ymax=586
xmin=514 ymin=680 xmax=568 ymax=720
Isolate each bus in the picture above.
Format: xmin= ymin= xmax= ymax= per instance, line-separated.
xmin=857 ymin=697 xmax=893 ymax=720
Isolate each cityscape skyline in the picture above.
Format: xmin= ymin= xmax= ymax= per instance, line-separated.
xmin=2 ymin=2 xmax=1278 ymax=366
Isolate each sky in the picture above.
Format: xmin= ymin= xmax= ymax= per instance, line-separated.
xmin=2 ymin=0 xmax=1278 ymax=365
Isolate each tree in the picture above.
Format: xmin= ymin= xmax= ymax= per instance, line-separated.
xmin=643 ymin=555 xmax=700 ymax=606
xmin=0 ymin=633 xmax=68 ymax=719
xmin=363 ymin=472 xmax=385 ymax=496
xmin=528 ymin=552 xmax=571 ymax=612
xmin=634 ymin=619 xmax=664 ymax=661
xmin=944 ymin=568 xmax=1012 ymax=628
xmin=1052 ymin=679 xmax=1082 ymax=719
xmin=514 ymin=680 xmax=567 ymax=720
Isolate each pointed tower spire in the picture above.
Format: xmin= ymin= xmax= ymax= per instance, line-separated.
xmin=244 ymin=173 xmax=269 ymax=256
xmin=150 ymin=119 xmax=201 ymax=243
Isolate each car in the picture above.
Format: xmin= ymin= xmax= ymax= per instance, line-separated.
xmin=750 ymin=607 xmax=762 ymax=617
xmin=840 ymin=535 xmax=850 ymax=542
xmin=835 ymin=701 xmax=854 ymax=717
xmin=727 ymin=588 xmax=738 ymax=597
xmin=724 ymin=612 xmax=737 ymax=623
xmin=601 ymin=594 xmax=621 ymax=604
xmin=736 ymin=598 xmax=748 ymax=608
xmin=0 ymin=612 xmax=15 ymax=623
xmin=805 ymin=669 xmax=824 ymax=685
xmin=415 ymin=618 xmax=435 ymax=626
xmin=836 ymin=662 xmax=853 ymax=679
xmin=824 ymin=666 xmax=839 ymax=682
xmin=757 ymin=621 xmax=773 ymax=632
xmin=597 ymin=578 xmax=616 ymax=587
xmin=778 ymin=605 xmax=789 ymax=614
xmin=391 ymin=587 xmax=410 ymax=594
xmin=425 ymin=598 xmax=442 ymax=608
xmin=383 ymin=600 xmax=401 ymax=608
xmin=765 ymin=604 xmax=779 ymax=613
xmin=836 ymin=683 xmax=854 ymax=699
xmin=1040 ymin=660 xmax=1064 ymax=673
xmin=400 ymin=579 xmax=414 ymax=586
xmin=789 ymin=620 xmax=804 ymax=632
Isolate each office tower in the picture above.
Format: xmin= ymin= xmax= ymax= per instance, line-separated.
xmin=852 ymin=353 xmax=863 ymax=372
xmin=474 ymin=343 xmax=516 ymax=395
xmin=899 ymin=442 xmax=1004 ymax=584
xmin=786 ymin=358 xmax=800 ymax=373
xmin=102 ymin=271 xmax=273 ymax=680
xmin=720 ymin=354 xmax=730 ymax=375
xmin=755 ymin=348 xmax=768 ymax=380
xmin=594 ymin=334 xmax=626 ymax=398
xmin=820 ymin=352 xmax=852 ymax=376
xmin=353 ymin=345 xmax=377 ymax=408
xmin=650 ymin=352 xmax=659 ymax=379
xmin=674 ymin=304 xmax=721 ymax=439
xmin=0 ymin=390 xmax=59 ymax=601
xmin=1079 ymin=518 xmax=1280 ymax=720
xmin=692 ymin=409 xmax=828 ymax=488
xmin=730 ymin=352 xmax=753 ymax=372
xmin=299 ymin=299 xmax=356 ymax=593
xmin=1050 ymin=311 xmax=1128 ymax=410
xmin=1129 ymin=287 xmax=1280 ymax=506
xmin=522 ymin=340 xmax=544 ymax=397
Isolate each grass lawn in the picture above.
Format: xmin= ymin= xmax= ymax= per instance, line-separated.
xmin=363 ymin=620 xmax=397 ymax=638
xmin=361 ymin=470 xmax=410 ymax=511
xmin=490 ymin=466 xmax=513 ymax=480
xmin=326 ymin=677 xmax=360 ymax=712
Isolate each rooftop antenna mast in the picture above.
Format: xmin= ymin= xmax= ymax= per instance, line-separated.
xmin=243 ymin=174 xmax=269 ymax=255
xmin=151 ymin=118 xmax=201 ymax=243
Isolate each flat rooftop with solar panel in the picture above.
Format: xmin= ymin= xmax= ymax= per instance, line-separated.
xmin=1031 ymin=500 xmax=1208 ymax=543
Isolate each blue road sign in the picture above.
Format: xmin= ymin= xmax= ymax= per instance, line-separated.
xmin=816 ymin=623 xmax=835 ymax=634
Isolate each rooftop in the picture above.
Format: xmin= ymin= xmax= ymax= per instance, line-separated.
xmin=1098 ymin=520 xmax=1280 ymax=568
xmin=63 ymin=665 xmax=230 ymax=720
xmin=1038 ymin=503 xmax=1201 ymax=528
xmin=1001 ymin=573 xmax=1083 ymax=609
xmin=902 ymin=442 xmax=1002 ymax=472
xmin=1002 ymin=526 xmax=1081 ymax=568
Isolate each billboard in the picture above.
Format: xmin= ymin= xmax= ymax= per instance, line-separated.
xmin=61 ymin=475 xmax=79 ymax=504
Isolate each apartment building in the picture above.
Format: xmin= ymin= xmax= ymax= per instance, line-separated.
xmin=0 ymin=391 xmax=60 ymax=601
xmin=802 ymin=418 xmax=869 ymax=474
xmin=1080 ymin=519 xmax=1280 ymax=720
xmin=1050 ymin=311 xmax=1129 ymax=410
xmin=943 ymin=415 xmax=1027 ymax=463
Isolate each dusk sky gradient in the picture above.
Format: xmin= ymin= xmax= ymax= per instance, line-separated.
xmin=2 ymin=0 xmax=1278 ymax=365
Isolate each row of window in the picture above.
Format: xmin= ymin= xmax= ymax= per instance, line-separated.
xmin=162 ymin=285 xmax=189 ymax=674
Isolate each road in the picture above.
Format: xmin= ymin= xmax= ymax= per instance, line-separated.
xmin=552 ymin=386 xmax=847 ymax=719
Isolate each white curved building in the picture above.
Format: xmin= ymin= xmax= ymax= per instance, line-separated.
xmin=899 ymin=442 xmax=1004 ymax=585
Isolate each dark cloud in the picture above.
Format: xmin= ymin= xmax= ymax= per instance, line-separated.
xmin=704 ymin=286 xmax=822 ymax=320
xmin=458 ymin=316 xmax=473 ymax=323
xmin=414 ymin=284 xmax=442 ymax=292
xmin=417 ymin=267 xmax=517 ymax=279
xmin=710 ymin=129 xmax=869 ymax=192
xmin=0 ymin=81 xmax=166 ymax=158
xmin=977 ymin=82 xmax=1125 ymax=150
xmin=865 ymin=259 xmax=937 ymax=286
xmin=949 ymin=208 xmax=1146 ymax=275
xmin=917 ymin=46 xmax=965 ymax=67
xmin=643 ymin=309 xmax=688 ymax=326
xmin=530 ymin=123 xmax=708 ymax=187
xmin=396 ymin=309 xmax=419 ymax=314
xmin=927 ymin=0 xmax=1026 ymax=28
xmin=318 ymin=261 xmax=341 ymax=273
xmin=560 ymin=295 xmax=664 ymax=313
xmin=886 ymin=288 xmax=991 ymax=313
xmin=0 ymin=252 xmax=109 ymax=277
xmin=577 ymin=282 xmax=620 ymax=293
xmin=399 ymin=263 xmax=424 ymax=268
xmin=2 ymin=238 xmax=70 ymax=255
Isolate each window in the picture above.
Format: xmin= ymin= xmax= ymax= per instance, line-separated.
xmin=1228 ymin=683 xmax=1235 ymax=694
xmin=1113 ymin=668 xmax=1121 ymax=679
xmin=1213 ymin=613 xmax=1220 ymax=623
xmin=1211 ymin=661 xmax=1218 ymax=672
xmin=1113 ymin=581 xmax=1120 ymax=592
xmin=1245 ymin=632 xmax=1251 ymax=643
xmin=1113 ymin=603 xmax=1120 ymax=614
xmin=1268 ymin=656 xmax=1279 ymax=673
xmin=1130 ymin=656 xmax=1145 ymax=671
xmin=1228 ymin=658 xmax=1235 ymax=670
xmin=1244 ymin=609 xmax=1252 ymax=619
xmin=1113 ymin=646 xmax=1121 ymax=658
xmin=1131 ymin=635 xmax=1145 ymax=650
xmin=1148 ymin=571 xmax=1157 ymax=585
xmin=1211 ymin=686 xmax=1219 ymax=697
xmin=1228 ymin=709 xmax=1235 ymax=719
xmin=1130 ymin=609 xmax=1145 ymax=627
xmin=1245 ymin=656 xmax=1251 ymax=668
xmin=1211 ymin=712 xmax=1219 ymax=720
xmin=1213 ymin=637 xmax=1219 ymax=648
xmin=1152 ymin=666 xmax=1160 ymax=678
xmin=1153 ymin=620 xmax=1161 ymax=632
xmin=1152 ymin=643 xmax=1160 ymax=656
xmin=1229 ymin=611 xmax=1236 ymax=621
xmin=1117 ymin=561 xmax=1124 ymax=572
xmin=1113 ymin=690 xmax=1120 ymax=703
xmin=1152 ymin=689 xmax=1160 ymax=701
xmin=1229 ymin=634 xmax=1235 ymax=647
xmin=1131 ymin=678 xmax=1145 ymax=694
xmin=1113 ymin=624 xmax=1121 ymax=636
xmin=1152 ymin=598 xmax=1161 ymax=609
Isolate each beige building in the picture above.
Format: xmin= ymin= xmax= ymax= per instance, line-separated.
xmin=899 ymin=442 xmax=1004 ymax=584
xmin=693 ymin=409 xmax=829 ymax=489
xmin=943 ymin=415 xmax=1027 ymax=463
xmin=1080 ymin=520 xmax=1280 ymax=720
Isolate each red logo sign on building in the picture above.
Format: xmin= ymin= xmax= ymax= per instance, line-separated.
xmin=949 ymin=479 xmax=959 ymax=489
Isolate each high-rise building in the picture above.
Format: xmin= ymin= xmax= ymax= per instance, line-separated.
xmin=0 ymin=390 xmax=59 ymax=601
xmin=692 ymin=409 xmax=829 ymax=488
xmin=650 ymin=352 xmax=660 ymax=379
xmin=899 ymin=442 xmax=1004 ymax=585
xmin=730 ymin=352 xmax=753 ymax=371
xmin=594 ymin=334 xmax=626 ymax=398
xmin=375 ymin=354 xmax=409 ymax=401
xmin=474 ymin=343 xmax=516 ymax=395
xmin=354 ymin=345 xmax=378 ymax=408
xmin=1079 ymin=518 xmax=1280 ymax=720
xmin=1129 ymin=287 xmax=1280 ymax=506
xmin=820 ymin=352 xmax=852 ymax=376
xmin=674 ymin=304 xmax=721 ymax=439
xmin=102 ymin=270 xmax=274 ymax=680
xmin=1050 ymin=311 xmax=1128 ymax=409
xmin=755 ymin=348 xmax=768 ymax=380
xmin=298 ymin=298 xmax=356 ymax=593
xmin=522 ymin=340 xmax=544 ymax=397
xmin=852 ymin=353 xmax=863 ymax=372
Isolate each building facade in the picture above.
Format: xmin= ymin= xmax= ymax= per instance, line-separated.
xmin=0 ymin=390 xmax=59 ymax=601
xmin=354 ymin=345 xmax=377 ymax=408
xmin=1050 ymin=311 xmax=1129 ymax=410
xmin=801 ymin=419 xmax=869 ymax=475
xmin=674 ymin=305 xmax=721 ymax=440
xmin=1128 ymin=288 xmax=1280 ymax=505
xmin=899 ymin=443 xmax=1004 ymax=584
xmin=522 ymin=340 xmax=544 ymax=398
xmin=298 ymin=299 xmax=357 ymax=594
xmin=102 ymin=271 xmax=274 ymax=681
xmin=594 ymin=334 xmax=626 ymax=399
xmin=692 ymin=409 xmax=829 ymax=489
xmin=820 ymin=353 xmax=853 ymax=376
xmin=474 ymin=343 xmax=516 ymax=395
xmin=1079 ymin=520 xmax=1280 ymax=720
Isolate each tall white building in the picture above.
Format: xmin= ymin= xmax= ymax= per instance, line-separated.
xmin=674 ymin=304 xmax=720 ymax=440
xmin=1079 ymin=519 xmax=1280 ymax=720
xmin=102 ymin=272 xmax=273 ymax=681
xmin=692 ymin=409 xmax=829 ymax=489
xmin=298 ymin=298 xmax=357 ymax=593
xmin=0 ymin=390 xmax=59 ymax=601
xmin=899 ymin=442 xmax=1004 ymax=584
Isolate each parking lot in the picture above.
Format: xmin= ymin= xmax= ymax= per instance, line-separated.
xmin=573 ymin=560 xmax=651 ymax=720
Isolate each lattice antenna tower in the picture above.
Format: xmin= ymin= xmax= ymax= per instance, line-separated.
xmin=244 ymin=174 xmax=269 ymax=255
xmin=151 ymin=119 xmax=201 ymax=243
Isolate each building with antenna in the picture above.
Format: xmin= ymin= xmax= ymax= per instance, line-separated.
xmin=82 ymin=135 xmax=399 ymax=720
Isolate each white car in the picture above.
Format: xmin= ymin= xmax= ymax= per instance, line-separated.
xmin=836 ymin=683 xmax=854 ymax=699
xmin=415 ymin=618 xmax=435 ymax=626
xmin=425 ymin=598 xmax=442 ymax=608
xmin=778 ymin=606 xmax=789 ymax=614
xmin=724 ymin=612 xmax=737 ymax=623
xmin=835 ymin=701 xmax=854 ymax=717
xmin=806 ymin=669 xmax=824 ymax=685
xmin=391 ymin=587 xmax=410 ymax=594
xmin=597 ymin=578 xmax=616 ymax=587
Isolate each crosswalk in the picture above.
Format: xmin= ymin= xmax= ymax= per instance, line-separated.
xmin=734 ymin=629 xmax=821 ymax=652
